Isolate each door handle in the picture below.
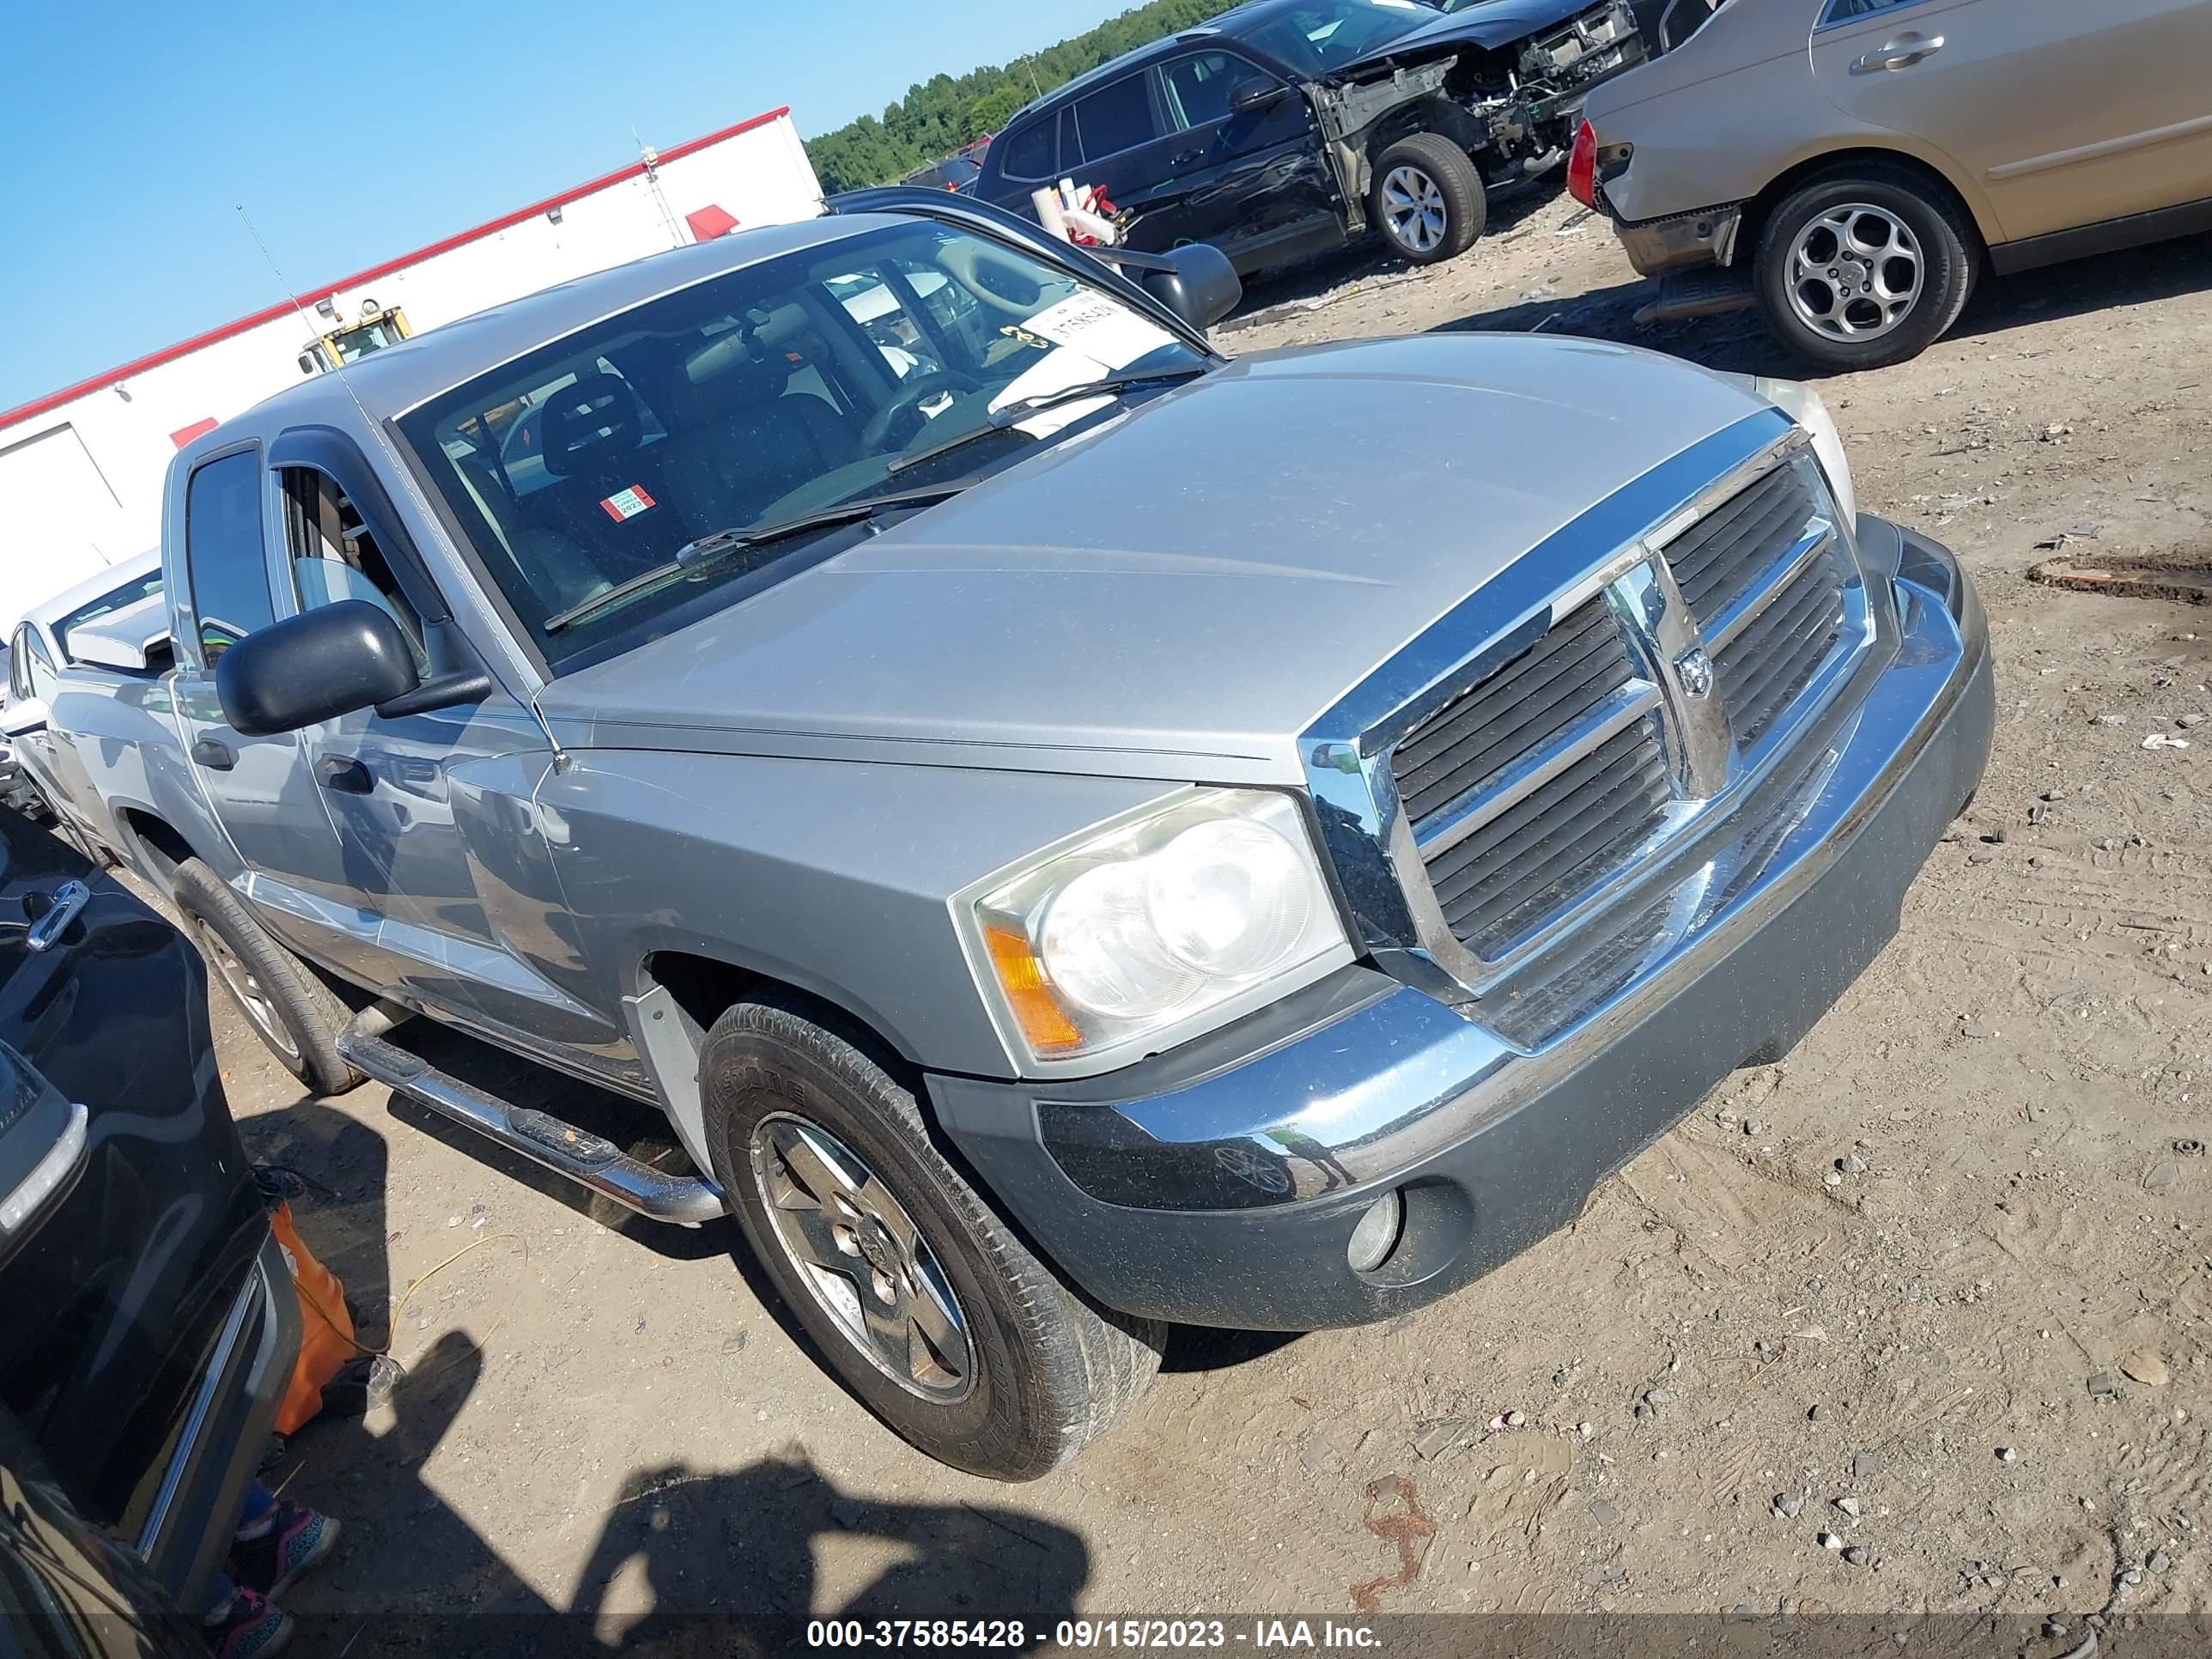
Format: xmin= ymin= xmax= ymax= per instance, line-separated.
xmin=190 ymin=737 xmax=235 ymax=771
xmin=1854 ymin=33 xmax=1943 ymax=72
xmin=26 ymin=880 xmax=91 ymax=954
xmin=1170 ymin=149 xmax=1205 ymax=167
xmin=317 ymin=757 xmax=374 ymax=794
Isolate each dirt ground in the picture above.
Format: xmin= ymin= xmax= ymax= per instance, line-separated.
xmin=219 ymin=192 xmax=2212 ymax=1650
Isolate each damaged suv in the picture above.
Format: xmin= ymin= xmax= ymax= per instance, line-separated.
xmin=975 ymin=0 xmax=1644 ymax=270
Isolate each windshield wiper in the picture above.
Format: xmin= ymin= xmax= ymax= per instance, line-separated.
xmin=884 ymin=366 xmax=1210 ymax=476
xmin=540 ymin=486 xmax=965 ymax=635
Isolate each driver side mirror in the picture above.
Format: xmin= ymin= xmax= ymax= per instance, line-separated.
xmin=1139 ymin=243 xmax=1243 ymax=332
xmin=0 ymin=700 xmax=47 ymax=740
xmin=215 ymin=601 xmax=425 ymax=735
xmin=1229 ymin=78 xmax=1287 ymax=116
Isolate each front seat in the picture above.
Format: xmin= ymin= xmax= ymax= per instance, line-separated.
xmin=660 ymin=348 xmax=862 ymax=530
xmin=450 ymin=447 xmax=611 ymax=620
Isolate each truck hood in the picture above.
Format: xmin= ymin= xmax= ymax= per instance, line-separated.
xmin=1332 ymin=0 xmax=1596 ymax=69
xmin=542 ymin=334 xmax=1771 ymax=784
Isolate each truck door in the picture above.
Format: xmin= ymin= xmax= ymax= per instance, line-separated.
xmin=169 ymin=447 xmax=356 ymax=966
xmin=268 ymin=447 xmax=629 ymax=1064
xmin=1811 ymin=0 xmax=2212 ymax=244
xmin=1148 ymin=48 xmax=1342 ymax=269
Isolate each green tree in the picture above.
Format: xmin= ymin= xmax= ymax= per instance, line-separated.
xmin=803 ymin=0 xmax=1243 ymax=190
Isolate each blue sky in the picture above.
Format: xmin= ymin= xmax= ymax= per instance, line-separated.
xmin=0 ymin=0 xmax=1133 ymax=410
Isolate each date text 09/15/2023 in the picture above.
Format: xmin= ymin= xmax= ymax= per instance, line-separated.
xmin=805 ymin=1620 xmax=1385 ymax=1650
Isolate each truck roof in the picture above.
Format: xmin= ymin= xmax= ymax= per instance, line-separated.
xmin=180 ymin=213 xmax=888 ymax=448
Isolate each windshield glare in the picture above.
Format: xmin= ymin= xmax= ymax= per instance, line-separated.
xmin=1240 ymin=0 xmax=1435 ymax=76
xmin=397 ymin=222 xmax=1204 ymax=660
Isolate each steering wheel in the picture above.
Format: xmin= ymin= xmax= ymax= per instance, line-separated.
xmin=940 ymin=239 xmax=1052 ymax=319
xmin=860 ymin=368 xmax=986 ymax=453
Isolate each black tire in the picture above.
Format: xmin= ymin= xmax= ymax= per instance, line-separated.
xmin=1753 ymin=167 xmax=1978 ymax=372
xmin=171 ymin=857 xmax=364 ymax=1096
xmin=1369 ymin=133 xmax=1486 ymax=265
xmin=701 ymin=994 xmax=1164 ymax=1480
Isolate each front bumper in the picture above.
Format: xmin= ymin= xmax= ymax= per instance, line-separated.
xmin=932 ymin=523 xmax=1993 ymax=1330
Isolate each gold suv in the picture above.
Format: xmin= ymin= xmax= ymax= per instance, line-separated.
xmin=1570 ymin=0 xmax=2212 ymax=368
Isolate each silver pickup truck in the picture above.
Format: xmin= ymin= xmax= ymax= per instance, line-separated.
xmin=80 ymin=191 xmax=1990 ymax=1480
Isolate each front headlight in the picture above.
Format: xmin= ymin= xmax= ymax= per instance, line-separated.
xmin=1753 ymin=377 xmax=1857 ymax=531
xmin=957 ymin=788 xmax=1353 ymax=1072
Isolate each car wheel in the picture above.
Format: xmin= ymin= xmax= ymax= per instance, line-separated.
xmin=171 ymin=857 xmax=365 ymax=1096
xmin=701 ymin=994 xmax=1164 ymax=1480
xmin=1370 ymin=134 xmax=1486 ymax=265
xmin=1753 ymin=168 xmax=1978 ymax=372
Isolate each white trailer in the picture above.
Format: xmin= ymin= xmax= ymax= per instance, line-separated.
xmin=0 ymin=106 xmax=822 ymax=629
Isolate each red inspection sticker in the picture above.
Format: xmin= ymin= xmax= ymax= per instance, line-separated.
xmin=601 ymin=485 xmax=656 ymax=521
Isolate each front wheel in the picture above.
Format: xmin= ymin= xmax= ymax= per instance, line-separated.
xmin=1753 ymin=168 xmax=1978 ymax=372
xmin=702 ymin=994 xmax=1164 ymax=1480
xmin=171 ymin=857 xmax=364 ymax=1096
xmin=1370 ymin=134 xmax=1486 ymax=265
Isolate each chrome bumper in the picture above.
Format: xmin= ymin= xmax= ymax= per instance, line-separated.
xmin=933 ymin=520 xmax=1992 ymax=1329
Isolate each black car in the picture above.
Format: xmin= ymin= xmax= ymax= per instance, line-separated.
xmin=973 ymin=0 xmax=1644 ymax=273
xmin=0 ymin=805 xmax=297 ymax=1639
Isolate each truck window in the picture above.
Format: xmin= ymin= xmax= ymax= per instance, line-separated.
xmin=9 ymin=626 xmax=53 ymax=704
xmin=183 ymin=453 xmax=276 ymax=662
xmin=278 ymin=468 xmax=427 ymax=666
xmin=1072 ymin=74 xmax=1160 ymax=164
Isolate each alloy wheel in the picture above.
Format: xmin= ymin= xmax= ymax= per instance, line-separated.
xmin=749 ymin=1112 xmax=975 ymax=1402
xmin=1787 ymin=204 xmax=1925 ymax=343
xmin=1381 ymin=165 xmax=1448 ymax=256
xmin=197 ymin=921 xmax=301 ymax=1062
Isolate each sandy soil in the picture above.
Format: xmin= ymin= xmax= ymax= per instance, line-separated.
xmin=213 ymin=194 xmax=2212 ymax=1650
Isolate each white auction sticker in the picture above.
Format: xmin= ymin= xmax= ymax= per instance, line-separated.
xmin=1018 ymin=293 xmax=1176 ymax=369
xmin=600 ymin=485 xmax=656 ymax=522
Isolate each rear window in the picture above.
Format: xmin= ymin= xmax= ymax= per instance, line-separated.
xmin=1072 ymin=74 xmax=1159 ymax=163
xmin=53 ymin=570 xmax=163 ymax=664
xmin=995 ymin=119 xmax=1055 ymax=181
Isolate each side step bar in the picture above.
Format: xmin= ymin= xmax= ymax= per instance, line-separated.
xmin=337 ymin=1027 xmax=726 ymax=1226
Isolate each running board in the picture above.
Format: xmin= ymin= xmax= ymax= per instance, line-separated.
xmin=337 ymin=1028 xmax=726 ymax=1226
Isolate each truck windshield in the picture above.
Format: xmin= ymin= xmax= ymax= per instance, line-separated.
xmin=1237 ymin=0 xmax=1437 ymax=76
xmin=394 ymin=222 xmax=1206 ymax=665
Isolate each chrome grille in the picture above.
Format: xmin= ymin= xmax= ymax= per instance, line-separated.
xmin=1391 ymin=597 xmax=1639 ymax=829
xmin=1425 ymin=718 xmax=1673 ymax=959
xmin=1304 ymin=412 xmax=1874 ymax=997
xmin=1666 ymin=458 xmax=1822 ymax=619
xmin=1717 ymin=537 xmax=1849 ymax=748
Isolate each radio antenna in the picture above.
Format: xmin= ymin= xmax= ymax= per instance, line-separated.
xmin=236 ymin=204 xmax=380 ymax=433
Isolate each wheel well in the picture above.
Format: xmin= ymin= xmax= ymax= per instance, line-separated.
xmin=1738 ymin=148 xmax=1983 ymax=268
xmin=116 ymin=810 xmax=193 ymax=885
xmin=640 ymin=951 xmax=915 ymax=1079
xmin=1369 ymin=100 xmax=1486 ymax=171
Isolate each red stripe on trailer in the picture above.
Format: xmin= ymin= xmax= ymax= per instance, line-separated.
xmin=169 ymin=417 xmax=218 ymax=448
xmin=0 ymin=106 xmax=793 ymax=435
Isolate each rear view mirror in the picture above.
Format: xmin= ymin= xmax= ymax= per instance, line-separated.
xmin=1139 ymin=243 xmax=1243 ymax=331
xmin=216 ymin=601 xmax=420 ymax=735
xmin=1229 ymin=78 xmax=1287 ymax=116
xmin=0 ymin=700 xmax=48 ymax=740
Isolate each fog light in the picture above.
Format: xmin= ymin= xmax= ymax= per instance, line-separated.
xmin=1346 ymin=1189 xmax=1405 ymax=1274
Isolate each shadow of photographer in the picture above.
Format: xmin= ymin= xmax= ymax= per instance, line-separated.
xmin=244 ymin=1092 xmax=1089 ymax=1656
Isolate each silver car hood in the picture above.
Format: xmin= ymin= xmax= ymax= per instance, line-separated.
xmin=543 ymin=335 xmax=1772 ymax=784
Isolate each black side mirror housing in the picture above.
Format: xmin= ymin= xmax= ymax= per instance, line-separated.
xmin=1139 ymin=243 xmax=1243 ymax=331
xmin=1229 ymin=78 xmax=1287 ymax=116
xmin=216 ymin=601 xmax=421 ymax=736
